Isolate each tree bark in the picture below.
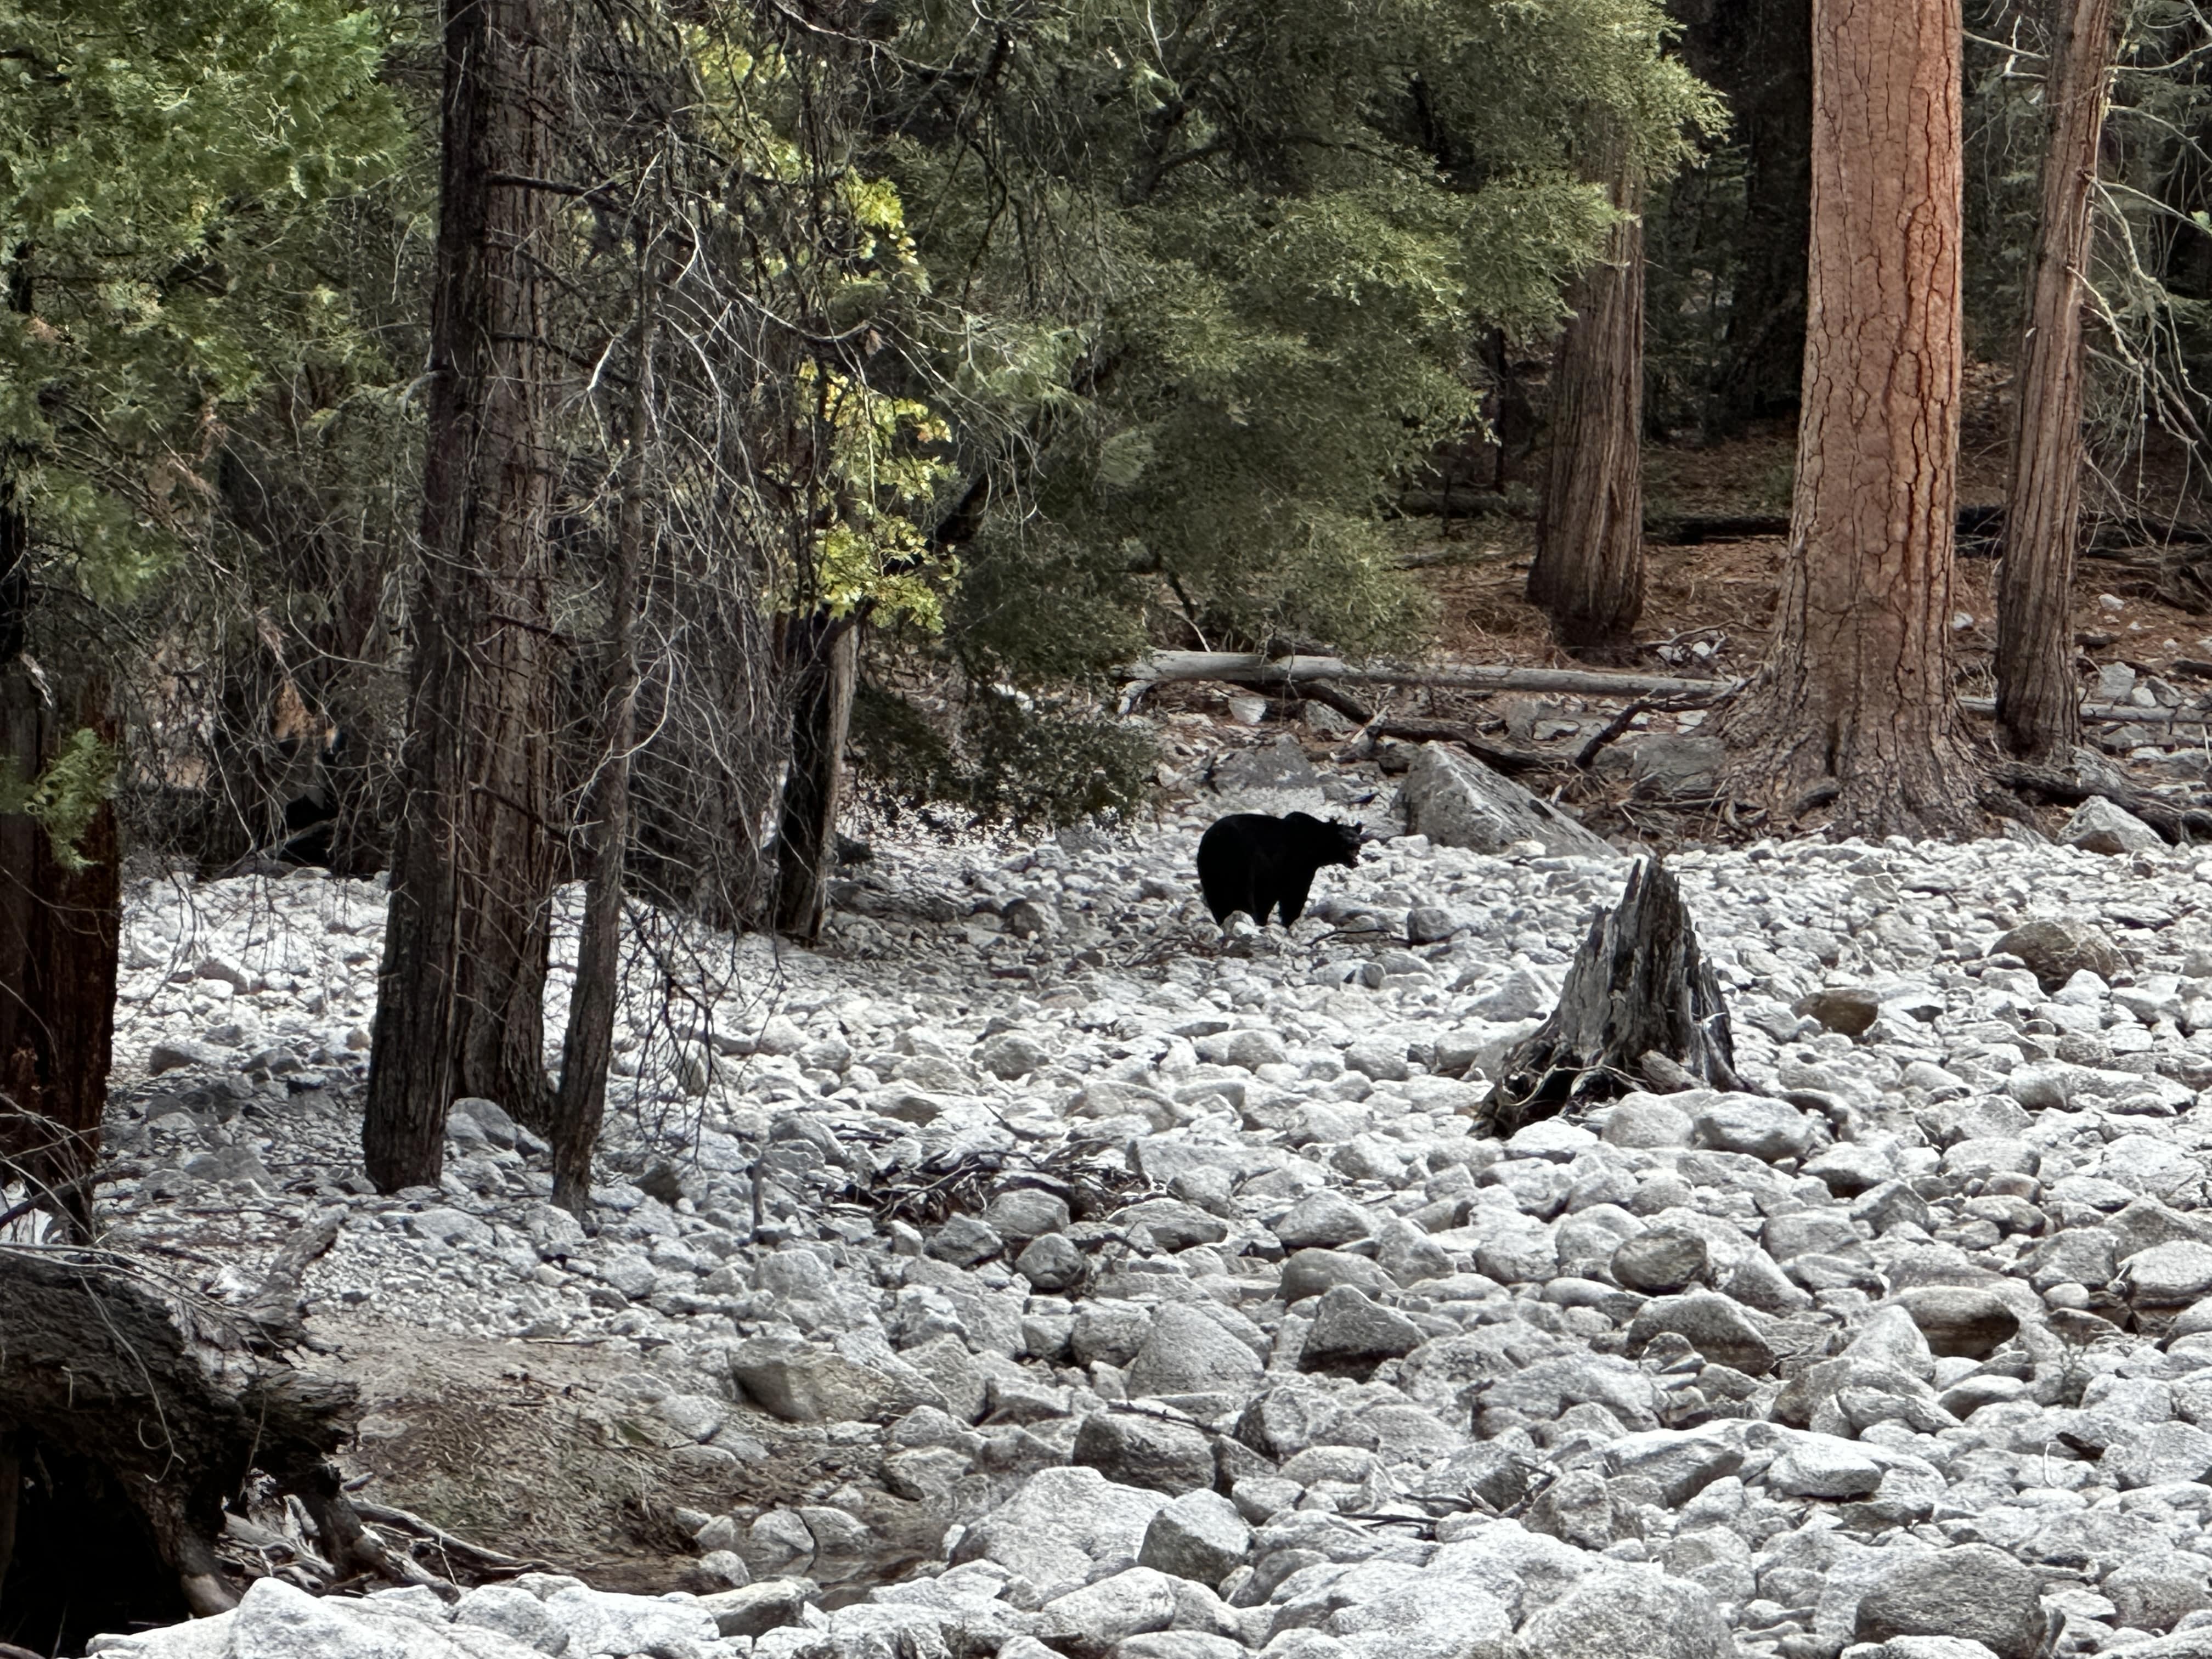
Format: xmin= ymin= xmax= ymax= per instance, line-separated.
xmin=772 ymin=616 xmax=859 ymax=941
xmin=365 ymin=0 xmax=566 ymax=1192
xmin=1531 ymin=132 xmax=1646 ymax=660
xmin=0 ymin=488 xmax=119 ymax=1244
xmin=551 ymin=274 xmax=654 ymax=1218
xmin=1485 ymin=856 xmax=1737 ymax=1135
xmin=1673 ymin=0 xmax=1813 ymax=433
xmin=1996 ymin=0 xmax=2119 ymax=762
xmin=1717 ymin=0 xmax=1978 ymax=837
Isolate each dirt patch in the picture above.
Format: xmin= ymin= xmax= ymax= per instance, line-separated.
xmin=305 ymin=1314 xmax=939 ymax=1593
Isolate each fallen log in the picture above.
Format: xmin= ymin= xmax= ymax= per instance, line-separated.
xmin=1126 ymin=652 xmax=2211 ymax=732
xmin=1991 ymin=763 xmax=2212 ymax=845
xmin=0 ymin=1244 xmax=431 ymax=1650
xmin=1120 ymin=651 xmax=1733 ymax=704
xmin=1483 ymin=857 xmax=1739 ymax=1137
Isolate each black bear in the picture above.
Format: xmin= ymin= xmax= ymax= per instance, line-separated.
xmin=1197 ymin=811 xmax=1363 ymax=928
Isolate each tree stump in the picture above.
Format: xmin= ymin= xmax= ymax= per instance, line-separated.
xmin=1485 ymin=856 xmax=1737 ymax=1136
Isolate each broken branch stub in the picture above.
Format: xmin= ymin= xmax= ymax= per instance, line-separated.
xmin=1485 ymin=856 xmax=1737 ymax=1136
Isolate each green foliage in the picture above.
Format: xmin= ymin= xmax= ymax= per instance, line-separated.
xmin=869 ymin=0 xmax=1718 ymax=687
xmin=848 ymin=680 xmax=1156 ymax=831
xmin=0 ymin=727 xmax=119 ymax=868
xmin=0 ymin=0 xmax=413 ymax=597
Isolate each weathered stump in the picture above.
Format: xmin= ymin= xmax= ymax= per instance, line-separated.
xmin=1485 ymin=855 xmax=1737 ymax=1135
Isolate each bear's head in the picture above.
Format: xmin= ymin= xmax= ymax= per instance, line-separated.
xmin=1289 ymin=812 xmax=1364 ymax=868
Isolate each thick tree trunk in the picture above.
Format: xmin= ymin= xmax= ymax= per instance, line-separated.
xmin=551 ymin=280 xmax=654 ymax=1218
xmin=1531 ymin=133 xmax=1646 ymax=660
xmin=772 ymin=617 xmax=859 ymax=941
xmin=1485 ymin=857 xmax=1737 ymax=1136
xmin=1718 ymin=0 xmax=1978 ymax=837
xmin=365 ymin=0 xmax=566 ymax=1192
xmin=0 ymin=490 xmax=118 ymax=1243
xmin=1996 ymin=0 xmax=2119 ymax=762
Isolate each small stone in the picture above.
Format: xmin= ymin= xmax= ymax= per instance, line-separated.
xmin=1037 ymin=1567 xmax=1178 ymax=1658
xmin=1017 ymin=1233 xmax=1086 ymax=1293
xmin=1296 ymin=1285 xmax=1423 ymax=1374
xmin=1795 ymin=987 xmax=1881 ymax=1037
xmin=1272 ymin=1190 xmax=1375 ymax=1250
xmin=1689 ymin=1096 xmax=1818 ymax=1163
xmin=928 ymin=1214 xmax=1005 ymax=1267
xmin=1611 ymin=1229 xmax=1708 ymax=1296
xmin=1124 ymin=1305 xmax=1265 ymax=1398
xmin=1278 ymin=1248 xmax=1392 ymax=1304
xmin=1990 ymin=918 xmax=2126 ymax=992
xmin=2061 ymin=797 xmax=2164 ymax=855
xmin=1890 ymin=1288 xmax=2019 ymax=1359
xmin=1767 ymin=1435 xmax=1883 ymax=1499
xmin=2125 ymin=1240 xmax=2212 ymax=1305
xmin=1516 ymin=1567 xmax=1733 ymax=1659
xmin=1601 ymin=1096 xmax=1696 ymax=1148
xmin=1627 ymin=1293 xmax=1777 ymax=1374
xmin=979 ymin=1031 xmax=1052 ymax=1079
xmin=1405 ymin=906 xmax=1457 ymax=945
xmin=1137 ymin=1489 xmax=1250 ymax=1585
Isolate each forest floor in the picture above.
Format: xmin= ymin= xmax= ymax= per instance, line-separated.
xmin=1149 ymin=367 xmax=2212 ymax=849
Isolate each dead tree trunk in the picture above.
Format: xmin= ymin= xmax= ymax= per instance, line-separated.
xmin=0 ymin=488 xmax=119 ymax=1244
xmin=1995 ymin=0 xmax=2119 ymax=762
xmin=1485 ymin=857 xmax=1737 ymax=1136
xmin=772 ymin=615 xmax=859 ymax=941
xmin=1530 ymin=130 xmax=1647 ymax=660
xmin=551 ymin=273 xmax=655 ymax=1217
xmin=365 ymin=0 xmax=568 ymax=1190
xmin=1716 ymin=0 xmax=1978 ymax=837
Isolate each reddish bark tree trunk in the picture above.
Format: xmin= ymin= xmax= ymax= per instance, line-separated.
xmin=1531 ymin=135 xmax=1646 ymax=660
xmin=0 ymin=490 xmax=118 ymax=1242
xmin=1996 ymin=0 xmax=2119 ymax=762
xmin=1719 ymin=0 xmax=1978 ymax=836
xmin=365 ymin=0 xmax=566 ymax=1191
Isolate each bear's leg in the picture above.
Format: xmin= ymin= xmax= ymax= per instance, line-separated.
xmin=1277 ymin=872 xmax=1316 ymax=927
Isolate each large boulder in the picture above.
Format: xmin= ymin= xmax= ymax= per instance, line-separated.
xmin=1396 ymin=743 xmax=1617 ymax=860
xmin=726 ymin=1338 xmax=945 ymax=1424
xmin=1990 ymin=918 xmax=2125 ymax=992
xmin=1516 ymin=1567 xmax=1733 ymax=1659
xmin=952 ymin=1467 xmax=1170 ymax=1603
xmin=1850 ymin=1544 xmax=2045 ymax=1659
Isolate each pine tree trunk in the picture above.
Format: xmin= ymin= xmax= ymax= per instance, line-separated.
xmin=1718 ymin=0 xmax=1978 ymax=837
xmin=0 ymin=489 xmax=118 ymax=1242
xmin=1531 ymin=132 xmax=1646 ymax=660
xmin=550 ymin=277 xmax=653 ymax=1218
xmin=365 ymin=0 xmax=565 ymax=1192
xmin=1996 ymin=0 xmax=2118 ymax=763
xmin=772 ymin=616 xmax=859 ymax=941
